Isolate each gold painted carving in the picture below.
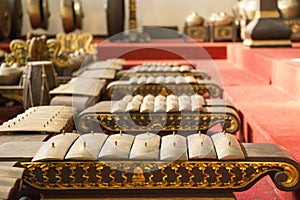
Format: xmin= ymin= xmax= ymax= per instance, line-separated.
xmin=77 ymin=111 xmax=239 ymax=134
xmin=106 ymin=83 xmax=222 ymax=99
xmin=20 ymin=161 xmax=300 ymax=191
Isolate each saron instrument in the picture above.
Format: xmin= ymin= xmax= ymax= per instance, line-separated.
xmin=76 ymin=94 xmax=239 ymax=134
xmin=15 ymin=131 xmax=300 ymax=198
xmin=116 ymin=63 xmax=211 ymax=80
xmin=0 ymin=105 xmax=75 ymax=135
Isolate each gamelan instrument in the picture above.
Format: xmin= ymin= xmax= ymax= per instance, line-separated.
xmin=0 ymin=105 xmax=75 ymax=135
xmin=76 ymin=94 xmax=239 ymax=134
xmin=106 ymin=0 xmax=125 ymax=40
xmin=0 ymin=165 xmax=24 ymax=200
xmin=11 ymin=132 xmax=300 ymax=198
xmin=116 ymin=63 xmax=211 ymax=80
xmin=72 ymin=59 xmax=125 ymax=77
xmin=109 ymin=63 xmax=215 ymax=100
xmin=125 ymin=0 xmax=150 ymax=42
xmin=60 ymin=0 xmax=84 ymax=33
xmin=0 ymin=62 xmax=23 ymax=86
xmin=50 ymin=78 xmax=107 ymax=112
xmin=50 ymin=78 xmax=106 ymax=98
xmin=77 ymin=68 xmax=116 ymax=80
xmin=129 ymin=0 xmax=137 ymax=30
xmin=105 ymin=75 xmax=222 ymax=99
xmin=23 ymin=61 xmax=57 ymax=109
xmin=8 ymin=0 xmax=23 ymax=39
xmin=27 ymin=0 xmax=50 ymax=29
xmin=0 ymin=0 xmax=11 ymax=40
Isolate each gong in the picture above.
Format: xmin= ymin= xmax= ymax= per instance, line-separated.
xmin=9 ymin=0 xmax=23 ymax=38
xmin=0 ymin=0 xmax=12 ymax=40
xmin=60 ymin=0 xmax=84 ymax=33
xmin=27 ymin=0 xmax=50 ymax=29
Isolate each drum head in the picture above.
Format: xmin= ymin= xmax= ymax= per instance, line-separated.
xmin=0 ymin=0 xmax=12 ymax=40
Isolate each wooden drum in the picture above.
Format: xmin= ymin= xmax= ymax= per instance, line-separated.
xmin=23 ymin=61 xmax=57 ymax=109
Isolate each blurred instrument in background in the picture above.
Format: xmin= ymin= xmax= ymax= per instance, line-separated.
xmin=27 ymin=0 xmax=50 ymax=30
xmin=0 ymin=0 xmax=11 ymax=40
xmin=60 ymin=0 xmax=84 ymax=33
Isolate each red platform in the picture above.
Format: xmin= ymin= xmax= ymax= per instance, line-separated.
xmin=96 ymin=39 xmax=228 ymax=60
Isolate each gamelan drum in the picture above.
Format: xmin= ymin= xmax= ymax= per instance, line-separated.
xmin=23 ymin=61 xmax=57 ymax=109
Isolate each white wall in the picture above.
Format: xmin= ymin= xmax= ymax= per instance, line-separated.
xmin=21 ymin=0 xmax=237 ymax=35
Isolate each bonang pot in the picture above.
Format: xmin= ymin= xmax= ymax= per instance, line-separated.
xmin=209 ymin=12 xmax=233 ymax=26
xmin=185 ymin=12 xmax=204 ymax=26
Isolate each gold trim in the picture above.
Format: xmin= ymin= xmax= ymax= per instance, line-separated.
xmin=254 ymin=11 xmax=280 ymax=19
xmin=243 ymin=39 xmax=292 ymax=47
xmin=116 ymin=72 xmax=211 ymax=80
xmin=282 ymin=164 xmax=300 ymax=187
xmin=20 ymin=161 xmax=300 ymax=191
xmin=213 ymin=26 xmax=233 ymax=40
xmin=77 ymin=111 xmax=239 ymax=134
xmin=45 ymin=198 xmax=234 ymax=200
xmin=186 ymin=26 xmax=207 ymax=39
xmin=105 ymin=83 xmax=222 ymax=99
xmin=9 ymin=39 xmax=28 ymax=66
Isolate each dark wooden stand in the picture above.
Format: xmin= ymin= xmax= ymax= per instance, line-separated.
xmin=243 ymin=0 xmax=292 ymax=47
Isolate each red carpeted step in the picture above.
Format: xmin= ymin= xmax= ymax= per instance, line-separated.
xmin=211 ymin=59 xmax=300 ymax=200
xmin=227 ymin=43 xmax=300 ymax=98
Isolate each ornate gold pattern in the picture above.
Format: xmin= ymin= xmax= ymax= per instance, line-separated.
xmin=46 ymin=39 xmax=69 ymax=68
xmin=106 ymin=83 xmax=222 ymax=99
xmin=186 ymin=26 xmax=207 ymax=40
xmin=117 ymin=72 xmax=211 ymax=80
xmin=20 ymin=161 xmax=300 ymax=191
xmin=76 ymin=111 xmax=239 ymax=134
xmin=213 ymin=26 xmax=234 ymax=41
xmin=7 ymin=32 xmax=96 ymax=68
xmin=129 ymin=0 xmax=137 ymax=30
xmin=56 ymin=32 xmax=94 ymax=53
xmin=9 ymin=39 xmax=28 ymax=66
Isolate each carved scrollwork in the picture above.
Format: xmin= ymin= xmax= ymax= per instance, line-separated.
xmin=46 ymin=39 xmax=69 ymax=68
xmin=271 ymin=163 xmax=300 ymax=191
xmin=9 ymin=39 xmax=28 ymax=66
xmin=106 ymin=82 xmax=223 ymax=100
xmin=117 ymin=71 xmax=211 ymax=80
xmin=56 ymin=32 xmax=94 ymax=53
xmin=19 ymin=161 xmax=300 ymax=191
xmin=76 ymin=110 xmax=240 ymax=135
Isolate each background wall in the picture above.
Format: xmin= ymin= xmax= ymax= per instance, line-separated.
xmin=21 ymin=0 xmax=238 ymax=36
